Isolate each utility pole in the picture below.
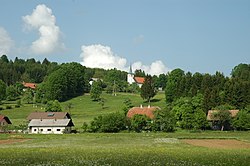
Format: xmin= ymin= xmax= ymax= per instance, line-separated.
xmin=113 ymin=80 xmax=117 ymax=96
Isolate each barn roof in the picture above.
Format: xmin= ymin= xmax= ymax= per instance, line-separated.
xmin=28 ymin=119 xmax=74 ymax=127
xmin=207 ymin=110 xmax=239 ymax=121
xmin=27 ymin=112 xmax=71 ymax=121
xmin=127 ymin=106 xmax=161 ymax=119
xmin=0 ymin=115 xmax=12 ymax=124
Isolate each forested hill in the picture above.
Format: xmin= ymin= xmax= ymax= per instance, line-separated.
xmin=0 ymin=55 xmax=249 ymax=109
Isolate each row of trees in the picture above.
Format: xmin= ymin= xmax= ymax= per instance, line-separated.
xmin=0 ymin=55 xmax=58 ymax=85
xmin=165 ymin=64 xmax=250 ymax=111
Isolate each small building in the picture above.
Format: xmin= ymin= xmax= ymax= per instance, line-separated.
xmin=127 ymin=66 xmax=145 ymax=88
xmin=27 ymin=112 xmax=71 ymax=121
xmin=28 ymin=119 xmax=74 ymax=134
xmin=207 ymin=110 xmax=239 ymax=130
xmin=0 ymin=115 xmax=12 ymax=132
xmin=22 ymin=82 xmax=37 ymax=89
xmin=127 ymin=106 xmax=161 ymax=119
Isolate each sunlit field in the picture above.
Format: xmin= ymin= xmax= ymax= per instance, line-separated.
xmin=0 ymin=132 xmax=250 ymax=166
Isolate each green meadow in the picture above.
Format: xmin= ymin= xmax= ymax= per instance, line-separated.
xmin=0 ymin=132 xmax=250 ymax=166
xmin=1 ymin=93 xmax=250 ymax=165
xmin=1 ymin=92 xmax=166 ymax=128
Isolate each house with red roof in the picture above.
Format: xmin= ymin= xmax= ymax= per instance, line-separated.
xmin=127 ymin=106 xmax=161 ymax=119
xmin=127 ymin=66 xmax=145 ymax=88
xmin=22 ymin=82 xmax=37 ymax=89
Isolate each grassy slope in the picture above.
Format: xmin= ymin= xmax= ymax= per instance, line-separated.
xmin=1 ymin=92 xmax=166 ymax=128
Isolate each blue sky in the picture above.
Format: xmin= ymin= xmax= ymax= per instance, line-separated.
xmin=0 ymin=0 xmax=249 ymax=76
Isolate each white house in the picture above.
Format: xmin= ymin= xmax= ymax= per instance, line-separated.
xmin=127 ymin=65 xmax=145 ymax=88
xmin=28 ymin=119 xmax=74 ymax=134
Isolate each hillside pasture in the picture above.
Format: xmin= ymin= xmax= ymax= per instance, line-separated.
xmin=1 ymin=92 xmax=166 ymax=128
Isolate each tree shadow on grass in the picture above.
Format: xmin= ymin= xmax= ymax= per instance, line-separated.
xmin=143 ymin=98 xmax=162 ymax=103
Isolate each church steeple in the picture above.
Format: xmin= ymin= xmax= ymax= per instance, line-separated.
xmin=129 ymin=64 xmax=133 ymax=74
xmin=127 ymin=64 xmax=135 ymax=84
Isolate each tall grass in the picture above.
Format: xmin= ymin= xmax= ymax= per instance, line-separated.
xmin=0 ymin=132 xmax=249 ymax=165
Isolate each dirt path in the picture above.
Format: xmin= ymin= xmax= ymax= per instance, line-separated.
xmin=0 ymin=139 xmax=30 ymax=145
xmin=182 ymin=139 xmax=250 ymax=149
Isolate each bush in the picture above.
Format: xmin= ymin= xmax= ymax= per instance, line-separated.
xmin=152 ymin=109 xmax=176 ymax=132
xmin=232 ymin=110 xmax=250 ymax=130
xmin=100 ymin=112 xmax=126 ymax=132
xmin=130 ymin=114 xmax=151 ymax=132
xmin=0 ymin=107 xmax=4 ymax=110
xmin=15 ymin=105 xmax=20 ymax=108
xmin=6 ymin=105 xmax=12 ymax=109
xmin=89 ymin=112 xmax=126 ymax=133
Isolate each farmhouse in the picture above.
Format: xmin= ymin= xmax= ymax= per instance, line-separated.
xmin=0 ymin=115 xmax=12 ymax=132
xmin=27 ymin=112 xmax=74 ymax=134
xmin=127 ymin=106 xmax=161 ymax=119
xmin=207 ymin=110 xmax=239 ymax=130
xmin=127 ymin=66 xmax=145 ymax=88
xmin=28 ymin=119 xmax=74 ymax=134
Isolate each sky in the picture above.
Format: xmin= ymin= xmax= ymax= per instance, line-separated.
xmin=0 ymin=0 xmax=249 ymax=76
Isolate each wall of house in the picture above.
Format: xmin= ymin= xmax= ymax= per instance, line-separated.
xmin=127 ymin=73 xmax=135 ymax=84
xmin=0 ymin=119 xmax=7 ymax=126
xmin=29 ymin=126 xmax=71 ymax=134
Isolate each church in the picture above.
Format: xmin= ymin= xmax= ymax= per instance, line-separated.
xmin=127 ymin=65 xmax=145 ymax=88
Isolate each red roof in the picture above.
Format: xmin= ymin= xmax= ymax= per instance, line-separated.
xmin=127 ymin=106 xmax=161 ymax=119
xmin=207 ymin=110 xmax=239 ymax=120
xmin=23 ymin=82 xmax=37 ymax=89
xmin=0 ymin=115 xmax=12 ymax=124
xmin=134 ymin=77 xmax=145 ymax=84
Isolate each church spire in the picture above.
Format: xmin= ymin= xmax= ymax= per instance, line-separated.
xmin=129 ymin=64 xmax=133 ymax=74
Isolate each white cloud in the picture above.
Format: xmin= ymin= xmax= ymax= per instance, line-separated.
xmin=22 ymin=4 xmax=64 ymax=54
xmin=80 ymin=44 xmax=170 ymax=76
xmin=0 ymin=27 xmax=13 ymax=55
xmin=132 ymin=60 xmax=170 ymax=76
xmin=80 ymin=44 xmax=127 ymax=70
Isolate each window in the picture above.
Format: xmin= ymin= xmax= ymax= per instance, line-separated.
xmin=40 ymin=129 xmax=43 ymax=131
xmin=57 ymin=129 xmax=61 ymax=131
xmin=47 ymin=129 xmax=51 ymax=131
xmin=34 ymin=129 xmax=37 ymax=131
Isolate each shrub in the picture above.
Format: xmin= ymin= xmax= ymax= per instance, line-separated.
xmin=89 ymin=112 xmax=126 ymax=133
xmin=15 ymin=105 xmax=20 ymax=108
xmin=152 ymin=109 xmax=176 ymax=132
xmin=130 ymin=114 xmax=151 ymax=132
xmin=100 ymin=112 xmax=126 ymax=132
xmin=0 ymin=107 xmax=4 ymax=110
xmin=6 ymin=105 xmax=12 ymax=109
xmin=232 ymin=110 xmax=250 ymax=130
xmin=89 ymin=116 xmax=103 ymax=132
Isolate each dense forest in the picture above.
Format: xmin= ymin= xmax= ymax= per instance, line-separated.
xmin=0 ymin=55 xmax=249 ymax=109
xmin=1 ymin=55 xmax=249 ymax=107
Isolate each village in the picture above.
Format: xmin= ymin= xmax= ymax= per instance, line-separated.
xmin=0 ymin=66 xmax=244 ymax=134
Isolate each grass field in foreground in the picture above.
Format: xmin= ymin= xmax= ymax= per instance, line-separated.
xmin=0 ymin=132 xmax=250 ymax=166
